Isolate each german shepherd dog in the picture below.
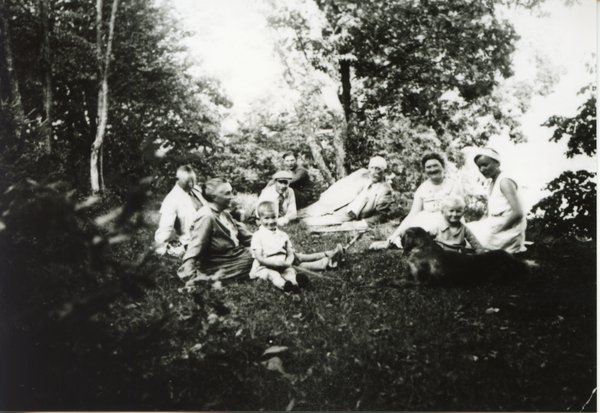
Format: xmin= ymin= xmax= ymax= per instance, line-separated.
xmin=401 ymin=227 xmax=534 ymax=286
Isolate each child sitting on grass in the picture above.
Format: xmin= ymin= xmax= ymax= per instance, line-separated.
xmin=250 ymin=201 xmax=344 ymax=292
xmin=431 ymin=196 xmax=487 ymax=253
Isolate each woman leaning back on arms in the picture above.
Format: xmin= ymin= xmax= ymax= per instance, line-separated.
xmin=385 ymin=152 xmax=465 ymax=248
xmin=466 ymin=148 xmax=526 ymax=253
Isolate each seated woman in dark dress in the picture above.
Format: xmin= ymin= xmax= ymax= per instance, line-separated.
xmin=178 ymin=178 xmax=254 ymax=283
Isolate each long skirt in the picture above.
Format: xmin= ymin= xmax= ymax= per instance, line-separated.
xmin=178 ymin=246 xmax=254 ymax=281
xmin=466 ymin=217 xmax=526 ymax=253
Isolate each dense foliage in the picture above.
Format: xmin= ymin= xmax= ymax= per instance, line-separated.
xmin=530 ymin=171 xmax=596 ymax=240
xmin=543 ymin=84 xmax=596 ymax=159
xmin=0 ymin=0 xmax=230 ymax=196
xmin=531 ymin=82 xmax=596 ymax=241
xmin=265 ymin=0 xmax=524 ymax=180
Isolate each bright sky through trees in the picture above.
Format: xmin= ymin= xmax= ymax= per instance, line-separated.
xmin=169 ymin=0 xmax=596 ymax=208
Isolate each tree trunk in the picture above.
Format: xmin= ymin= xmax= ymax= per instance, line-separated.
xmin=332 ymin=116 xmax=347 ymax=179
xmin=335 ymin=59 xmax=352 ymax=178
xmin=339 ymin=60 xmax=352 ymax=123
xmin=91 ymin=0 xmax=119 ymax=193
xmin=305 ymin=133 xmax=334 ymax=186
xmin=37 ymin=0 xmax=53 ymax=154
xmin=0 ymin=0 xmax=26 ymax=142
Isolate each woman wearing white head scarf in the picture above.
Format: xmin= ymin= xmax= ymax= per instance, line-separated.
xmin=467 ymin=148 xmax=526 ymax=253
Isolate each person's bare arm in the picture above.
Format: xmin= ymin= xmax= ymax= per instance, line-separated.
xmin=495 ymin=178 xmax=524 ymax=233
xmin=253 ymin=248 xmax=288 ymax=269
xmin=464 ymin=226 xmax=488 ymax=253
xmin=290 ymin=168 xmax=309 ymax=186
xmin=387 ymin=194 xmax=423 ymax=242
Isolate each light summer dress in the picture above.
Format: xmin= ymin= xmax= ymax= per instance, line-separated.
xmin=397 ymin=177 xmax=465 ymax=234
xmin=467 ymin=172 xmax=526 ymax=253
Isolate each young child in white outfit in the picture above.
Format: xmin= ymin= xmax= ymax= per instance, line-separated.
xmin=250 ymin=201 xmax=344 ymax=292
xmin=250 ymin=202 xmax=307 ymax=292
xmin=430 ymin=196 xmax=487 ymax=253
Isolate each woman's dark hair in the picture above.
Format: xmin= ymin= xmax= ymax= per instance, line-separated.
xmin=421 ymin=152 xmax=445 ymax=169
xmin=282 ymin=151 xmax=296 ymax=159
xmin=202 ymin=177 xmax=229 ymax=202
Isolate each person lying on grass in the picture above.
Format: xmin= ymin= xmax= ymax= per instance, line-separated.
xmin=250 ymin=201 xmax=344 ymax=293
xmin=300 ymin=156 xmax=393 ymax=229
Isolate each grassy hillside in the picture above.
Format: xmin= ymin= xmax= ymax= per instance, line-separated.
xmin=0 ymin=187 xmax=595 ymax=410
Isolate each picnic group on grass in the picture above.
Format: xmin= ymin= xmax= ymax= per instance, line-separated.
xmin=155 ymin=148 xmax=527 ymax=292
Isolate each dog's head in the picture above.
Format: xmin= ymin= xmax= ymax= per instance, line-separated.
xmin=401 ymin=227 xmax=436 ymax=254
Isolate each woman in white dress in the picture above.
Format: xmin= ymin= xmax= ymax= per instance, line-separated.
xmin=467 ymin=148 xmax=526 ymax=253
xmin=386 ymin=153 xmax=465 ymax=246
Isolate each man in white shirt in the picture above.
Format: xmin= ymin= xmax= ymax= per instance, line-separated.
xmin=301 ymin=156 xmax=393 ymax=227
xmin=154 ymin=165 xmax=207 ymax=255
xmin=256 ymin=170 xmax=297 ymax=226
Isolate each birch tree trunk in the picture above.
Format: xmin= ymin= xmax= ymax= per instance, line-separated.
xmin=331 ymin=115 xmax=347 ymax=179
xmin=37 ymin=0 xmax=53 ymax=153
xmin=305 ymin=132 xmax=335 ymax=186
xmin=0 ymin=0 xmax=26 ymax=142
xmin=90 ymin=0 xmax=119 ymax=193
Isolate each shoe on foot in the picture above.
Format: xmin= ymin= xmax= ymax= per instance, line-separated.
xmin=326 ymin=243 xmax=345 ymax=268
xmin=283 ymin=281 xmax=295 ymax=293
xmin=296 ymin=273 xmax=310 ymax=288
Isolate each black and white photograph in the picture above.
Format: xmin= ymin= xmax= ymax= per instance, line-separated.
xmin=0 ymin=0 xmax=596 ymax=410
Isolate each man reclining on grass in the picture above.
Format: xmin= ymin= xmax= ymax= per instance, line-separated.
xmin=299 ymin=156 xmax=393 ymax=230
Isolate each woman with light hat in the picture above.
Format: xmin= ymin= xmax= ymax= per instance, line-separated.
xmin=300 ymin=156 xmax=393 ymax=227
xmin=467 ymin=148 xmax=526 ymax=253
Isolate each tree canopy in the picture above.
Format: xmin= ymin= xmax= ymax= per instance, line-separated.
xmin=0 ymin=0 xmax=230 ymax=196
xmin=531 ymin=80 xmax=596 ymax=240
xmin=542 ymin=84 xmax=596 ymax=159
xmin=264 ymin=0 xmax=525 ymax=189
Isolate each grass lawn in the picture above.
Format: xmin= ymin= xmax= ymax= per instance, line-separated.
xmin=115 ymin=209 xmax=596 ymax=411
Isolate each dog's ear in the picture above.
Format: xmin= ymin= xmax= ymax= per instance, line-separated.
xmin=401 ymin=228 xmax=415 ymax=253
xmin=404 ymin=227 xmax=435 ymax=252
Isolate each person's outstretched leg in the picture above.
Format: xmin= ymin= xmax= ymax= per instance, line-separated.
xmin=298 ymin=257 xmax=329 ymax=270
xmin=281 ymin=267 xmax=301 ymax=292
xmin=297 ymin=243 xmax=344 ymax=263
xmin=262 ymin=268 xmax=286 ymax=290
xmin=295 ymin=251 xmax=327 ymax=262
xmin=281 ymin=267 xmax=298 ymax=284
